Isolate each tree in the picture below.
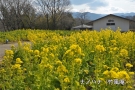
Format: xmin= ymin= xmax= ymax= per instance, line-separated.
xmin=36 ymin=0 xmax=71 ymax=30
xmin=75 ymin=10 xmax=90 ymax=25
xmin=57 ymin=12 xmax=74 ymax=30
xmin=0 ymin=0 xmax=36 ymax=31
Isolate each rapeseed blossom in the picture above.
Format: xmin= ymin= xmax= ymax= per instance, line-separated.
xmin=44 ymin=64 xmax=53 ymax=70
xmin=12 ymin=64 xmax=21 ymax=69
xmin=110 ymin=40 xmax=116 ymax=44
xmin=57 ymin=65 xmax=68 ymax=74
xmin=117 ymin=71 xmax=130 ymax=80
xmin=111 ymin=67 xmax=119 ymax=72
xmin=129 ymin=72 xmax=134 ymax=75
xmin=49 ymin=53 xmax=54 ymax=58
xmin=23 ymin=46 xmax=30 ymax=51
xmin=34 ymin=50 xmax=40 ymax=55
xmin=74 ymin=58 xmax=82 ymax=65
xmin=103 ymin=70 xmax=109 ymax=76
xmin=63 ymin=77 xmax=70 ymax=83
xmin=1 ymin=29 xmax=135 ymax=90
xmin=103 ymin=70 xmax=118 ymax=79
xmin=64 ymin=50 xmax=74 ymax=56
xmin=126 ymin=63 xmax=133 ymax=68
xmin=109 ymin=70 xmax=118 ymax=78
xmin=70 ymin=44 xmax=82 ymax=54
xmin=16 ymin=58 xmax=23 ymax=64
xmin=5 ymin=50 xmax=14 ymax=56
xmin=95 ymin=45 xmax=105 ymax=52
xmin=103 ymin=65 xmax=109 ymax=70
xmin=120 ymin=49 xmax=128 ymax=57
xmin=56 ymin=60 xmax=62 ymax=65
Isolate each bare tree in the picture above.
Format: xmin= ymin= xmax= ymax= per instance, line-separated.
xmin=75 ymin=10 xmax=91 ymax=26
xmin=58 ymin=12 xmax=74 ymax=30
xmin=36 ymin=0 xmax=71 ymax=30
xmin=0 ymin=0 xmax=36 ymax=31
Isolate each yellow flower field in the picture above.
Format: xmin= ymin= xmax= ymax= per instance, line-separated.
xmin=0 ymin=29 xmax=135 ymax=90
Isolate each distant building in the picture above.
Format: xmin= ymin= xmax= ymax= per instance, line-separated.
xmin=87 ymin=14 xmax=135 ymax=31
xmin=71 ymin=24 xmax=92 ymax=30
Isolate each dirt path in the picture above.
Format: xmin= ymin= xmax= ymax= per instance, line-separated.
xmin=0 ymin=42 xmax=30 ymax=61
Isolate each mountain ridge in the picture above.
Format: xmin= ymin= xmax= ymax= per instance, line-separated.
xmin=71 ymin=12 xmax=135 ymax=20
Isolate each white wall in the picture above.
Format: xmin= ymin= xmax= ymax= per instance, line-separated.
xmin=93 ymin=15 xmax=129 ymax=31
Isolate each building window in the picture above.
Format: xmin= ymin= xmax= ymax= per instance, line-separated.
xmin=107 ymin=23 xmax=110 ymax=25
xmin=106 ymin=23 xmax=115 ymax=26
xmin=108 ymin=20 xmax=114 ymax=22
xmin=111 ymin=23 xmax=115 ymax=25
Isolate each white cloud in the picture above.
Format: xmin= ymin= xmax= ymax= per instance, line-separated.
xmin=71 ymin=0 xmax=135 ymax=14
xmin=71 ymin=4 xmax=91 ymax=12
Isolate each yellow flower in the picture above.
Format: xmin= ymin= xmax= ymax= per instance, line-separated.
xmin=120 ymin=49 xmax=128 ymax=57
xmin=56 ymin=60 xmax=62 ymax=65
xmin=126 ymin=63 xmax=133 ymax=68
xmin=29 ymin=50 xmax=33 ymax=54
xmin=111 ymin=67 xmax=119 ymax=72
xmin=113 ymin=47 xmax=118 ymax=51
xmin=5 ymin=50 xmax=14 ymax=56
xmin=129 ymin=72 xmax=134 ymax=75
xmin=95 ymin=45 xmax=105 ymax=52
xmin=70 ymin=44 xmax=78 ymax=50
xmin=49 ymin=53 xmax=54 ymax=58
xmin=103 ymin=65 xmax=109 ymax=69
xmin=109 ymin=70 xmax=118 ymax=78
xmin=16 ymin=58 xmax=23 ymax=64
xmin=69 ymin=44 xmax=82 ymax=54
xmin=57 ymin=65 xmax=68 ymax=74
xmin=34 ymin=50 xmax=40 ymax=55
xmin=103 ymin=70 xmax=109 ymax=75
xmin=12 ymin=64 xmax=21 ymax=69
xmin=64 ymin=50 xmax=74 ymax=56
xmin=117 ymin=71 xmax=130 ymax=80
xmin=63 ymin=77 xmax=70 ymax=83
xmin=44 ymin=64 xmax=53 ymax=70
xmin=23 ymin=46 xmax=30 ymax=51
xmin=74 ymin=58 xmax=82 ymax=65
xmin=77 ymin=46 xmax=82 ymax=54
xmin=110 ymin=40 xmax=116 ymax=44
xmin=103 ymin=70 xmax=118 ymax=79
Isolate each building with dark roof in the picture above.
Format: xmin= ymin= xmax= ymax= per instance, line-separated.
xmin=87 ymin=14 xmax=135 ymax=31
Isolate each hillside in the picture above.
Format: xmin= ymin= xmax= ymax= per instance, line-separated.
xmin=72 ymin=12 xmax=135 ymax=20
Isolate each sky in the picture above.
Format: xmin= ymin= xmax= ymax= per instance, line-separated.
xmin=70 ymin=0 xmax=135 ymax=14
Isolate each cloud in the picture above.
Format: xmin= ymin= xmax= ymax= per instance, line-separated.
xmin=71 ymin=0 xmax=135 ymax=14
xmin=71 ymin=0 xmax=109 ymax=10
xmin=70 ymin=0 xmax=90 ymax=5
xmin=71 ymin=4 xmax=91 ymax=12
xmin=88 ymin=0 xmax=108 ymax=10
xmin=128 ymin=0 xmax=135 ymax=2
